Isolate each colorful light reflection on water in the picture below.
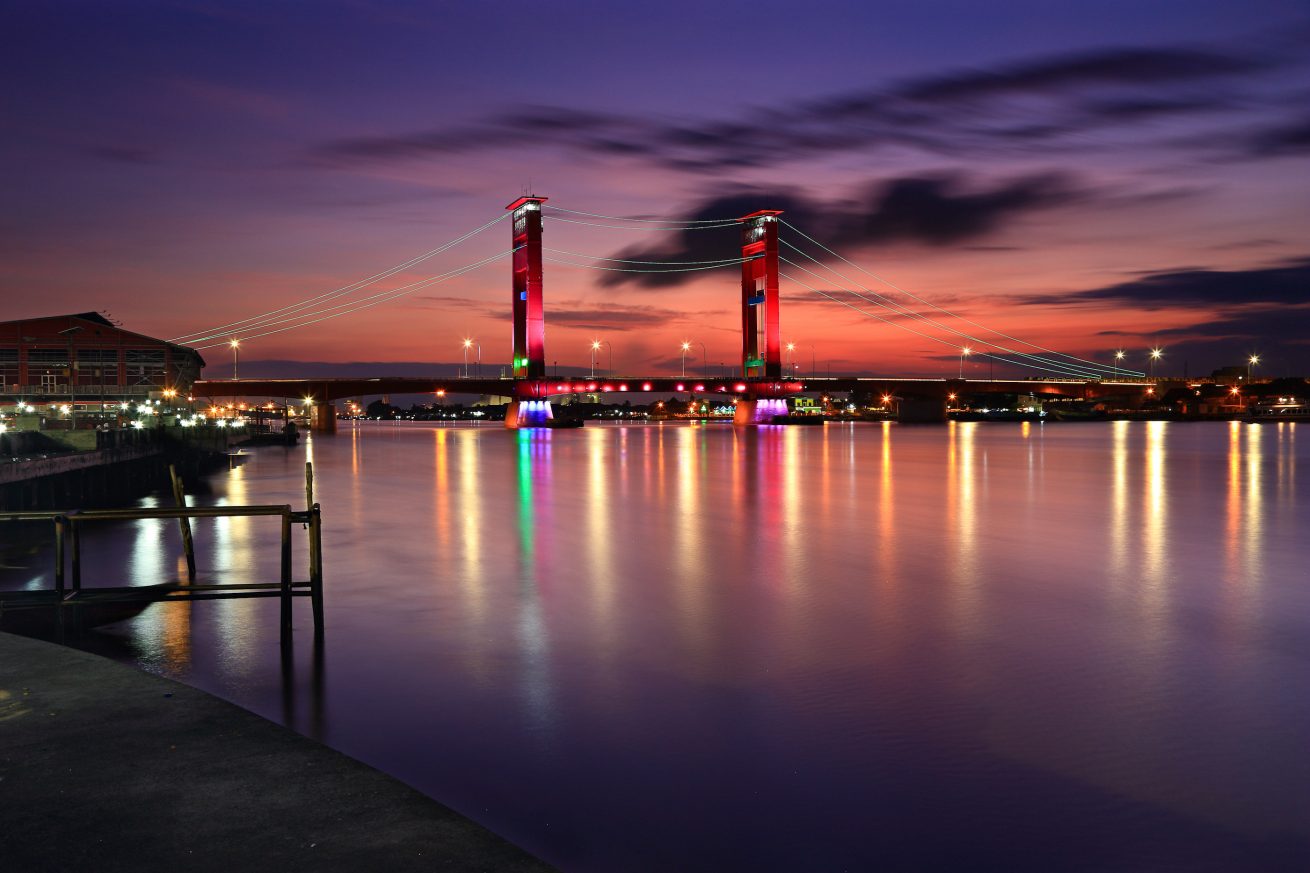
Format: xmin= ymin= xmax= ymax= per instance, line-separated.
xmin=6 ymin=420 xmax=1308 ymax=872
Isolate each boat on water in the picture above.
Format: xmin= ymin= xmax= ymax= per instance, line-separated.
xmin=1246 ymin=399 xmax=1309 ymax=422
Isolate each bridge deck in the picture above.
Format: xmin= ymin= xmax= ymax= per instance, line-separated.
xmin=195 ymin=376 xmax=1148 ymax=403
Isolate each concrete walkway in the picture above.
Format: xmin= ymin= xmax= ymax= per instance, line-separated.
xmin=0 ymin=632 xmax=560 ymax=873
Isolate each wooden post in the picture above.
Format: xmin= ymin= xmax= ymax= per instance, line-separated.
xmin=54 ymin=515 xmax=66 ymax=597
xmin=309 ymin=506 xmax=324 ymax=634
xmin=280 ymin=511 xmax=293 ymax=642
xmin=304 ymin=461 xmax=314 ymax=511
xmin=71 ymin=521 xmax=82 ymax=591
xmin=53 ymin=515 xmax=66 ymax=639
xmin=169 ymin=464 xmax=197 ymax=581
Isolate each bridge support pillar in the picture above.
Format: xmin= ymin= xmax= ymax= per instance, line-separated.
xmin=896 ymin=398 xmax=947 ymax=423
xmin=504 ymin=399 xmax=554 ymax=429
xmin=310 ymin=402 xmax=337 ymax=433
xmin=734 ymin=398 xmax=788 ymax=426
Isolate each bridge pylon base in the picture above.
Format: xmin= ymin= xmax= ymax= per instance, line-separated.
xmin=310 ymin=402 xmax=337 ymax=433
xmin=504 ymin=399 xmax=555 ymax=429
xmin=734 ymin=398 xmax=789 ymax=426
xmin=896 ymin=398 xmax=947 ymax=423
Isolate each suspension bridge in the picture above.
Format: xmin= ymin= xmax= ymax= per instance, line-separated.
xmin=184 ymin=195 xmax=1149 ymax=429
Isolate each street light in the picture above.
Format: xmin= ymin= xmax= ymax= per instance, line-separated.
xmin=680 ymin=341 xmax=691 ymax=378
xmin=1248 ymin=354 xmax=1260 ymax=382
xmin=1114 ymin=349 xmax=1125 ymax=380
xmin=462 ymin=338 xmax=473 ymax=378
xmin=1150 ymin=347 xmax=1163 ymax=381
xmin=786 ymin=342 xmax=796 ymax=378
xmin=590 ymin=339 xmax=602 ymax=379
xmin=959 ymin=346 xmax=972 ymax=379
xmin=229 ymin=339 xmax=240 ymax=380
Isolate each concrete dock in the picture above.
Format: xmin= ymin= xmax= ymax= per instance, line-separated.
xmin=0 ymin=632 xmax=559 ymax=873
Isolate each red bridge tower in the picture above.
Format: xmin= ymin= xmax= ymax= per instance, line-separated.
xmin=739 ymin=210 xmax=782 ymax=380
xmin=508 ymin=196 xmax=547 ymax=379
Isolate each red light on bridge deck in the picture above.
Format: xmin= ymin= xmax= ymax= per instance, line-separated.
xmin=619 ymin=383 xmax=628 ymax=391
xmin=642 ymin=382 xmax=652 ymax=391
xmin=602 ymin=385 xmax=613 ymax=392
xmin=557 ymin=384 xmax=567 ymax=392
xmin=676 ymin=383 xmax=685 ymax=392
xmin=694 ymin=384 xmax=705 ymax=392
xmin=735 ymin=383 xmax=747 ymax=392
xmin=587 ymin=382 xmax=597 ymax=391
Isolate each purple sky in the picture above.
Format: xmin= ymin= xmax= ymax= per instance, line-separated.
xmin=4 ymin=0 xmax=1308 ymax=378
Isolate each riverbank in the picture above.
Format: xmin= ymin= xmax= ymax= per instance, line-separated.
xmin=0 ymin=631 xmax=558 ymax=873
xmin=0 ymin=427 xmax=232 ymax=510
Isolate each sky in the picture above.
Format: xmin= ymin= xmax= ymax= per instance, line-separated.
xmin=3 ymin=0 xmax=1308 ymax=379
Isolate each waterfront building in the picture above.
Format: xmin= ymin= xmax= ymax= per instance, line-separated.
xmin=0 ymin=313 xmax=204 ymax=414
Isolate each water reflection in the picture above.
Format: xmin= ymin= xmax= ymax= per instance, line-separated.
xmin=3 ymin=421 xmax=1305 ymax=873
xmin=514 ymin=428 xmax=556 ymax=742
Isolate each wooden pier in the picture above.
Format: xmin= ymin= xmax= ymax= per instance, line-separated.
xmin=0 ymin=463 xmax=324 ymax=644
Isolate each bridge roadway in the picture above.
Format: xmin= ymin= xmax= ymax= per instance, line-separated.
xmin=194 ymin=375 xmax=1147 ymax=404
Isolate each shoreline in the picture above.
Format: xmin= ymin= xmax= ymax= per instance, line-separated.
xmin=0 ymin=631 xmax=559 ymax=873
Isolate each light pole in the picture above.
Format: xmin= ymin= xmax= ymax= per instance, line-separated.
xmin=462 ymin=338 xmax=473 ymax=378
xmin=602 ymin=340 xmax=613 ymax=378
xmin=1150 ymin=347 xmax=1162 ymax=382
xmin=591 ymin=340 xmax=602 ymax=379
xmin=1114 ymin=349 xmax=1125 ymax=380
xmin=229 ymin=339 xmax=240 ymax=380
xmin=959 ymin=346 xmax=972 ymax=379
xmin=786 ymin=342 xmax=796 ymax=378
xmin=680 ymin=341 xmax=691 ymax=378
xmin=1248 ymin=354 xmax=1260 ymax=383
xmin=695 ymin=341 xmax=707 ymax=379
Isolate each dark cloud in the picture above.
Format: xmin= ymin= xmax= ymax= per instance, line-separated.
xmin=593 ymin=173 xmax=1078 ymax=288
xmin=1146 ymin=307 xmax=1310 ymax=374
xmin=1243 ymin=118 xmax=1310 ymax=156
xmin=1037 ymin=257 xmax=1310 ymax=307
xmin=310 ymin=44 xmax=1289 ymax=172
xmin=897 ymin=48 xmax=1263 ymax=102
xmin=1039 ymin=258 xmax=1310 ymax=374
xmin=852 ymin=173 xmax=1075 ymax=246
xmin=547 ymin=303 xmax=685 ymax=331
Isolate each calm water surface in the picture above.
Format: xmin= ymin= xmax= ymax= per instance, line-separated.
xmin=8 ymin=420 xmax=1309 ymax=871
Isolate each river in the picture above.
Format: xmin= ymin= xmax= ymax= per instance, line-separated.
xmin=6 ymin=420 xmax=1308 ymax=871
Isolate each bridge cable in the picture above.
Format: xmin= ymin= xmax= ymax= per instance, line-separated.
xmin=543 ymin=205 xmax=743 ymax=225
xmin=543 ymin=256 xmax=746 ymax=275
xmin=779 ymin=249 xmax=1109 ymax=379
xmin=543 ymin=246 xmax=749 ymax=266
xmin=544 ymin=215 xmax=741 ymax=232
xmin=171 ymin=212 xmax=511 ymax=345
xmin=780 ymin=267 xmax=1110 ymax=380
xmin=190 ymin=248 xmax=519 ymax=351
xmin=781 ymin=219 xmax=1140 ymax=377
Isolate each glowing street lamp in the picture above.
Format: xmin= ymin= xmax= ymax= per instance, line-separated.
xmin=1150 ymin=347 xmax=1163 ymax=381
xmin=959 ymin=346 xmax=972 ymax=379
xmin=1248 ymin=354 xmax=1260 ymax=382
xmin=590 ymin=339 xmax=603 ymax=379
xmin=462 ymin=338 xmax=473 ymax=378
xmin=1114 ymin=349 xmax=1125 ymax=380
xmin=785 ymin=342 xmax=797 ymax=378
xmin=229 ymin=338 xmax=240 ymax=380
xmin=680 ymin=341 xmax=691 ymax=378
